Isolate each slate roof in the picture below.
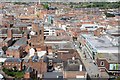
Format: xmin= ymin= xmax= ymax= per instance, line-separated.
xmin=8 ymin=46 xmax=20 ymax=50
xmin=43 ymin=72 xmax=63 ymax=79
xmin=31 ymin=55 xmax=39 ymax=62
xmin=25 ymin=67 xmax=33 ymax=73
xmin=5 ymin=58 xmax=22 ymax=63
xmin=13 ymin=37 xmax=27 ymax=46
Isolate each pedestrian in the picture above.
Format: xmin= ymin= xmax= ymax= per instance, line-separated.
xmin=85 ymin=55 xmax=86 ymax=58
xmin=97 ymin=74 xmax=99 ymax=77
xmin=95 ymin=75 xmax=96 ymax=77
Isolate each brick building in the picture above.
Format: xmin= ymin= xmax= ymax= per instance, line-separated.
xmin=2 ymin=15 xmax=14 ymax=28
xmin=23 ymin=57 xmax=47 ymax=79
xmin=57 ymin=49 xmax=80 ymax=61
xmin=6 ymin=37 xmax=27 ymax=58
xmin=29 ymin=20 xmax=44 ymax=48
xmin=6 ymin=46 xmax=24 ymax=58
xmin=96 ymin=53 xmax=120 ymax=78
xmin=3 ymin=58 xmax=22 ymax=71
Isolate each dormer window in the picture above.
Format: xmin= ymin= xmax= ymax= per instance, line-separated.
xmin=40 ymin=30 xmax=42 ymax=34
xmin=100 ymin=61 xmax=104 ymax=66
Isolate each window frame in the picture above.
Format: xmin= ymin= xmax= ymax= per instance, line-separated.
xmin=100 ymin=61 xmax=105 ymax=66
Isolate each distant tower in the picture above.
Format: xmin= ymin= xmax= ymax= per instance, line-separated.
xmin=32 ymin=21 xmax=39 ymax=31
xmin=30 ymin=20 xmax=44 ymax=48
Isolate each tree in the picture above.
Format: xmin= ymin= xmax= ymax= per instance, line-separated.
xmin=104 ymin=12 xmax=115 ymax=17
xmin=116 ymin=76 xmax=120 ymax=80
xmin=43 ymin=3 xmax=49 ymax=9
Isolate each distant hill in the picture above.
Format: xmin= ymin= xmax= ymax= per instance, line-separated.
xmin=0 ymin=0 xmax=120 ymax=2
xmin=72 ymin=2 xmax=120 ymax=9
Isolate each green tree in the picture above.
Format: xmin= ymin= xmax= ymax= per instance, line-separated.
xmin=104 ymin=12 xmax=115 ymax=17
xmin=43 ymin=3 xmax=49 ymax=9
xmin=116 ymin=76 xmax=120 ymax=80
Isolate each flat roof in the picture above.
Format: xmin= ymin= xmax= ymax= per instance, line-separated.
xmin=81 ymin=24 xmax=98 ymax=26
xmin=97 ymin=53 xmax=120 ymax=63
xmin=45 ymin=42 xmax=74 ymax=49
xmin=107 ymin=28 xmax=120 ymax=35
xmin=14 ymin=23 xmax=31 ymax=27
xmin=45 ymin=36 xmax=71 ymax=41
xmin=44 ymin=72 xmax=63 ymax=78
xmin=5 ymin=58 xmax=22 ymax=63
xmin=81 ymin=34 xmax=119 ymax=53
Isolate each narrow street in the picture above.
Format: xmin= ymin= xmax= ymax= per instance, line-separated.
xmin=73 ymin=41 xmax=101 ymax=79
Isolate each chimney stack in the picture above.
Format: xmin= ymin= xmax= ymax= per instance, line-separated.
xmin=94 ymin=28 xmax=101 ymax=36
xmin=32 ymin=22 xmax=39 ymax=32
xmin=46 ymin=46 xmax=48 ymax=55
xmin=7 ymin=28 xmax=12 ymax=38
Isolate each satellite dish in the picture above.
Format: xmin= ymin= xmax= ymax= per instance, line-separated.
xmin=30 ymin=31 xmax=35 ymax=35
xmin=29 ymin=48 xmax=35 ymax=56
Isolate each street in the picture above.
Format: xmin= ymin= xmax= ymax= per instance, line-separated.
xmin=73 ymin=41 xmax=101 ymax=79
